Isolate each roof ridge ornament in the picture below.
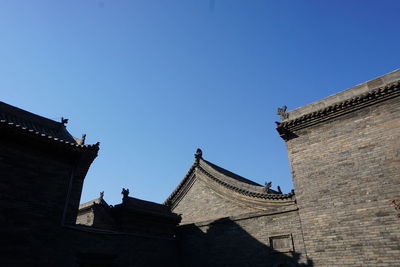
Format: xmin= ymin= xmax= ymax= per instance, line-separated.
xmin=61 ymin=117 xmax=69 ymax=125
xmin=194 ymin=148 xmax=203 ymax=163
xmin=121 ymin=188 xmax=129 ymax=200
xmin=263 ymin=181 xmax=272 ymax=193
xmin=81 ymin=134 xmax=86 ymax=145
xmin=277 ymin=105 xmax=289 ymax=121
xmin=277 ymin=186 xmax=282 ymax=194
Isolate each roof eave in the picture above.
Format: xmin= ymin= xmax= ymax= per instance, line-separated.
xmin=276 ymin=80 xmax=400 ymax=141
xmin=0 ymin=119 xmax=100 ymax=152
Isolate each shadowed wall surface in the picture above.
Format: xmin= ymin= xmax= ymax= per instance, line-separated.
xmin=177 ymin=211 xmax=311 ymax=267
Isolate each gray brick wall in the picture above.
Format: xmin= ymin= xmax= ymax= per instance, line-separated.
xmin=177 ymin=209 xmax=309 ymax=267
xmin=286 ymin=96 xmax=400 ymax=266
xmin=172 ymin=170 xmax=262 ymax=224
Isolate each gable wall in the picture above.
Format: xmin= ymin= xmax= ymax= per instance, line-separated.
xmin=172 ymin=171 xmax=259 ymax=224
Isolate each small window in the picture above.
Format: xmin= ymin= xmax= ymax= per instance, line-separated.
xmin=269 ymin=234 xmax=294 ymax=253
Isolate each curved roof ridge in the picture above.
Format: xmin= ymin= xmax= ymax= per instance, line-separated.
xmin=164 ymin=156 xmax=294 ymax=207
xmin=197 ymin=162 xmax=294 ymax=200
xmin=164 ymin=160 xmax=197 ymax=206
xmin=201 ymin=159 xmax=261 ymax=186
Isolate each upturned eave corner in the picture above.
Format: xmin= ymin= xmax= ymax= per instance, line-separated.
xmin=275 ymin=122 xmax=298 ymax=142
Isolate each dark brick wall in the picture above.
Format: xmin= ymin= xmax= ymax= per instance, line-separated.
xmin=0 ymin=138 xmax=180 ymax=267
xmin=286 ymin=96 xmax=400 ymax=265
xmin=58 ymin=227 xmax=179 ymax=267
xmin=0 ymin=140 xmax=74 ymax=265
xmin=177 ymin=209 xmax=310 ymax=267
xmin=0 ymin=141 xmax=75 ymax=224
xmin=0 ymin=224 xmax=179 ymax=267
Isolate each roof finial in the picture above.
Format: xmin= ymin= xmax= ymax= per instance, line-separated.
xmin=81 ymin=134 xmax=86 ymax=145
xmin=263 ymin=181 xmax=272 ymax=193
xmin=195 ymin=148 xmax=203 ymax=163
xmin=277 ymin=186 xmax=282 ymax=194
xmin=277 ymin=105 xmax=289 ymax=121
xmin=121 ymin=188 xmax=130 ymax=200
xmin=61 ymin=117 xmax=69 ymax=125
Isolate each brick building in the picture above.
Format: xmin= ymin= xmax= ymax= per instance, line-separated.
xmin=0 ymin=69 xmax=399 ymax=266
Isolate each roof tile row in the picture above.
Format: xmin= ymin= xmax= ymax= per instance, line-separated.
xmin=278 ymin=80 xmax=400 ymax=132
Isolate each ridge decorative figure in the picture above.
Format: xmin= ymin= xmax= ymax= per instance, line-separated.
xmin=263 ymin=181 xmax=272 ymax=193
xmin=122 ymin=188 xmax=130 ymax=199
xmin=277 ymin=105 xmax=289 ymax=120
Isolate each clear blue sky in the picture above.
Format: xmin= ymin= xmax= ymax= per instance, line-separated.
xmin=1 ymin=0 xmax=399 ymax=204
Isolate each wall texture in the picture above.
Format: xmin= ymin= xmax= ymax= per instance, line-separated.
xmin=177 ymin=209 xmax=309 ymax=267
xmin=172 ymin=173 xmax=261 ymax=224
xmin=284 ymin=88 xmax=400 ymax=265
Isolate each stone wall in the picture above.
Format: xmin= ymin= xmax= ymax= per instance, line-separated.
xmin=285 ymin=95 xmax=400 ymax=265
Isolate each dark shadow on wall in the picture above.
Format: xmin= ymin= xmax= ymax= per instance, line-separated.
xmin=177 ymin=218 xmax=313 ymax=267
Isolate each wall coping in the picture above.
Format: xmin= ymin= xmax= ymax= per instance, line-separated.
xmin=285 ymin=69 xmax=400 ymax=122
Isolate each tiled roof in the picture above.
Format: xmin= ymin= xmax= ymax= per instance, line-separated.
xmin=197 ymin=159 xmax=292 ymax=199
xmin=164 ymin=152 xmax=294 ymax=207
xmin=112 ymin=196 xmax=181 ymax=222
xmin=0 ymin=101 xmax=99 ymax=150
xmin=120 ymin=197 xmax=172 ymax=215
xmin=202 ymin=159 xmax=261 ymax=187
